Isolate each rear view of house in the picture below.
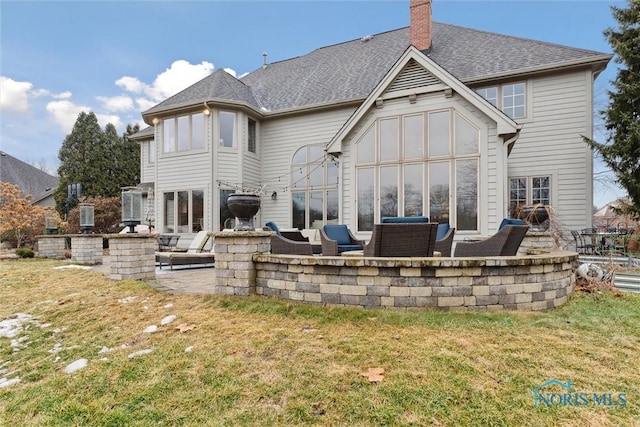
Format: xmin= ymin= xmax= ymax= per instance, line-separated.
xmin=130 ymin=0 xmax=611 ymax=243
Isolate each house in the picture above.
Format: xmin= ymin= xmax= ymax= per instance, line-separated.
xmin=0 ymin=151 xmax=59 ymax=208
xmin=130 ymin=0 xmax=611 ymax=243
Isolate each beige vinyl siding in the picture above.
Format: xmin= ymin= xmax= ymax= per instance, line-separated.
xmin=507 ymin=70 xmax=594 ymax=230
xmin=259 ymin=107 xmax=356 ymax=228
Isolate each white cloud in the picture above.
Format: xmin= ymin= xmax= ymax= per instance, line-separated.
xmin=96 ymin=95 xmax=134 ymax=112
xmin=95 ymin=113 xmax=122 ymax=130
xmin=31 ymin=89 xmax=72 ymax=100
xmin=135 ymin=97 xmax=157 ymax=112
xmin=116 ymin=60 xmax=215 ymax=105
xmin=45 ymin=100 xmax=90 ymax=133
xmin=223 ymin=68 xmax=237 ymax=78
xmin=0 ymin=76 xmax=32 ymax=112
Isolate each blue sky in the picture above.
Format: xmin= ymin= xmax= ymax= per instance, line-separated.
xmin=0 ymin=0 xmax=628 ymax=207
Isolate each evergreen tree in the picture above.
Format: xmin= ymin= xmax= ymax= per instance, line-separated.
xmin=54 ymin=113 xmax=142 ymax=216
xmin=585 ymin=0 xmax=640 ymax=219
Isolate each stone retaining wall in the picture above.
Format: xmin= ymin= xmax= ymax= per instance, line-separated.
xmin=70 ymin=235 xmax=103 ymax=264
xmin=213 ymin=231 xmax=271 ymax=296
xmin=252 ymin=251 xmax=577 ymax=311
xmin=106 ymin=234 xmax=156 ymax=281
xmin=36 ymin=235 xmax=67 ymax=260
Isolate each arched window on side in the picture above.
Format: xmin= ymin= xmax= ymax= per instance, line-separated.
xmin=291 ymin=144 xmax=339 ymax=230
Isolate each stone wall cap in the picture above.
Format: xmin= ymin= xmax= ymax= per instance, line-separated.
xmin=214 ymin=230 xmax=272 ymax=237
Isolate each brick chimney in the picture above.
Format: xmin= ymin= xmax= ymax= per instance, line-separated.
xmin=410 ymin=0 xmax=432 ymax=53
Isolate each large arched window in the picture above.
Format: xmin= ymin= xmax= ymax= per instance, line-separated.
xmin=355 ymin=109 xmax=479 ymax=232
xmin=291 ymin=144 xmax=339 ymax=229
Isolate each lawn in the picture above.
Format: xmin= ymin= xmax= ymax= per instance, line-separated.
xmin=1 ymin=259 xmax=639 ymax=426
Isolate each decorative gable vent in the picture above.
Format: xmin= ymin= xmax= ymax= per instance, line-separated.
xmin=386 ymin=60 xmax=441 ymax=93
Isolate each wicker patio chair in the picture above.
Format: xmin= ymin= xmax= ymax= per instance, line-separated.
xmin=453 ymin=225 xmax=529 ymax=257
xmin=363 ymin=223 xmax=438 ymax=257
xmin=434 ymin=226 xmax=455 ymax=257
xmin=269 ymin=234 xmax=314 ymax=255
xmin=320 ymin=224 xmax=365 ymax=256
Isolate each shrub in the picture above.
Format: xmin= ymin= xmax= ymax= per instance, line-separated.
xmin=15 ymin=248 xmax=35 ymax=258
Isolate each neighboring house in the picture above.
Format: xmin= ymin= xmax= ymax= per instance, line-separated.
xmin=0 ymin=151 xmax=59 ymax=208
xmin=130 ymin=0 xmax=611 ymax=242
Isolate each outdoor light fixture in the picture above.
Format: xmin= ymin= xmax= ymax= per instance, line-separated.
xmin=79 ymin=203 xmax=95 ymax=234
xmin=152 ymin=117 xmax=160 ymax=125
xmin=121 ymin=187 xmax=143 ymax=233
xmin=45 ymin=212 xmax=59 ymax=235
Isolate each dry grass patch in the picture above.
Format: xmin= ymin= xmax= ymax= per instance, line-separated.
xmin=1 ymin=258 xmax=639 ymax=426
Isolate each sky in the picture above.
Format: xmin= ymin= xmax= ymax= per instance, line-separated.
xmin=0 ymin=0 xmax=629 ymax=208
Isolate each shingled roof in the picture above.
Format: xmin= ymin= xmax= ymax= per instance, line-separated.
xmin=142 ymin=22 xmax=611 ymax=118
xmin=0 ymin=151 xmax=59 ymax=200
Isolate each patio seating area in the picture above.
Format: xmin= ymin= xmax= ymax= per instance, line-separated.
xmin=571 ymin=227 xmax=638 ymax=256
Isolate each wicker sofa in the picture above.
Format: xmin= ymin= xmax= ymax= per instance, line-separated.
xmin=363 ymin=223 xmax=438 ymax=257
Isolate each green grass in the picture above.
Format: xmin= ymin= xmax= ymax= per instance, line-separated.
xmin=1 ymin=259 xmax=639 ymax=426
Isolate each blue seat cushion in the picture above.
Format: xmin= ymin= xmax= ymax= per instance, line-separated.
xmin=324 ymin=225 xmax=352 ymax=245
xmin=436 ymin=223 xmax=450 ymax=240
xmin=499 ymin=218 xmax=524 ymax=230
xmin=265 ymin=221 xmax=281 ymax=236
xmin=380 ymin=216 xmax=429 ymax=223
xmin=337 ymin=244 xmax=363 ymax=253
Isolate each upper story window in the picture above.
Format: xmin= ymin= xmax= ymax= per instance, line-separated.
xmin=248 ymin=118 xmax=257 ymax=153
xmin=148 ymin=139 xmax=155 ymax=164
xmin=219 ymin=111 xmax=236 ymax=148
xmin=476 ymin=82 xmax=526 ymax=119
xmin=162 ymin=113 xmax=205 ymax=153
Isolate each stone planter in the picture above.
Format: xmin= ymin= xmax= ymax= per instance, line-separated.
xmin=227 ymin=193 xmax=261 ymax=231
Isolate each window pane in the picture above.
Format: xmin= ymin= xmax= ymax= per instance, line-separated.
xmin=455 ymin=113 xmax=478 ymax=155
xmin=456 ymin=159 xmax=478 ymax=231
xmin=192 ymin=190 xmax=204 ymax=232
xmin=403 ymin=114 xmax=424 ymax=159
xmin=380 ymin=165 xmax=398 ymax=218
xmin=429 ymin=111 xmax=450 ymax=157
xmin=308 ymin=163 xmax=323 ymax=188
xmin=163 ymin=119 xmax=175 ymax=153
xmin=292 ymin=192 xmax=306 ymax=230
xmin=309 ymin=191 xmax=323 ymax=229
xmin=477 ymin=87 xmax=497 ymax=106
xmin=326 ymin=190 xmax=339 ymax=225
xmin=177 ymin=191 xmax=189 ymax=233
xmin=404 ymin=163 xmax=423 ymax=216
xmin=192 ymin=113 xmax=205 ymax=149
xmin=357 ymin=168 xmax=375 ymax=231
xmin=532 ymin=176 xmax=550 ymax=205
xmin=509 ymin=177 xmax=527 ymax=218
xmin=248 ymin=119 xmax=256 ymax=153
xmin=327 ymin=161 xmax=339 ymax=186
xmin=379 ymin=118 xmax=399 ymax=162
xmin=429 ymin=162 xmax=450 ymax=224
xmin=163 ymin=192 xmax=175 ymax=233
xmin=220 ymin=189 xmax=235 ymax=230
xmin=177 ymin=115 xmax=189 ymax=151
xmin=309 ymin=145 xmax=323 ymax=162
xmin=503 ymin=83 xmax=526 ymax=118
xmin=148 ymin=140 xmax=155 ymax=163
xmin=219 ymin=111 xmax=235 ymax=148
xmin=292 ymin=146 xmax=306 ymax=164
xmin=357 ymin=126 xmax=375 ymax=164
xmin=291 ymin=166 xmax=305 ymax=189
